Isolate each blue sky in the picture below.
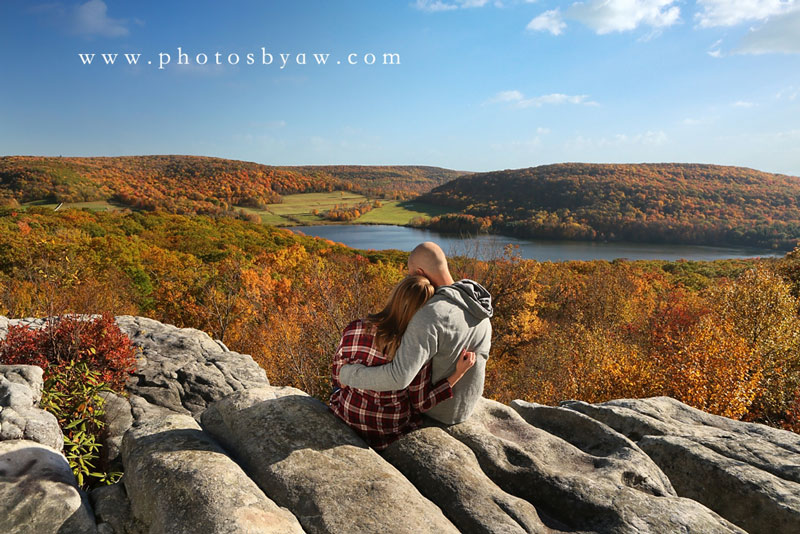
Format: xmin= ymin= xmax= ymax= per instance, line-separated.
xmin=1 ymin=0 xmax=799 ymax=174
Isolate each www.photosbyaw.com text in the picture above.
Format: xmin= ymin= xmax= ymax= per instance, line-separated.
xmin=78 ymin=47 xmax=401 ymax=70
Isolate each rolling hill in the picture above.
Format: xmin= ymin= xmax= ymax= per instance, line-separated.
xmin=0 ymin=155 xmax=466 ymax=216
xmin=417 ymin=163 xmax=800 ymax=250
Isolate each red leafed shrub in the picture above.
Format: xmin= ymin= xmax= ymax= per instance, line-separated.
xmin=0 ymin=313 xmax=137 ymax=392
xmin=0 ymin=313 xmax=138 ymax=490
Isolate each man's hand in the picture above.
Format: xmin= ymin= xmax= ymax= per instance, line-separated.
xmin=446 ymin=349 xmax=476 ymax=387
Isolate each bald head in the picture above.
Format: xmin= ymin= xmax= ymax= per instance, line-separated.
xmin=408 ymin=241 xmax=454 ymax=288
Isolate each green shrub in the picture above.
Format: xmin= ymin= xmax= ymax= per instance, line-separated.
xmin=40 ymin=359 xmax=123 ymax=488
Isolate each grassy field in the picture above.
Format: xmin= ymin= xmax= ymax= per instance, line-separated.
xmin=238 ymin=192 xmax=454 ymax=226
xmin=21 ymin=191 xmax=453 ymax=227
xmin=357 ymin=200 xmax=453 ymax=225
xmin=235 ymin=191 xmax=368 ymax=226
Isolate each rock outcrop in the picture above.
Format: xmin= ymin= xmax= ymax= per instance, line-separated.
xmin=114 ymin=315 xmax=271 ymax=421
xmin=2 ymin=314 xmax=799 ymax=534
xmin=0 ymin=361 xmax=98 ymax=534
xmin=1 ymin=364 xmax=63 ymax=451
xmin=0 ymin=439 xmax=97 ymax=534
xmin=563 ymin=397 xmax=800 ymax=534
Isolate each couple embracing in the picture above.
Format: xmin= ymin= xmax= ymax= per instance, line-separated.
xmin=330 ymin=241 xmax=493 ymax=450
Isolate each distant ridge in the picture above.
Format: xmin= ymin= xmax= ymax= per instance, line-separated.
xmin=418 ymin=162 xmax=800 ymax=250
xmin=4 ymin=157 xmax=798 ymax=250
xmin=0 ymin=155 xmax=466 ymax=215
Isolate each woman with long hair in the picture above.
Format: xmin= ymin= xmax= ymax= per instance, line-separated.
xmin=330 ymin=274 xmax=476 ymax=450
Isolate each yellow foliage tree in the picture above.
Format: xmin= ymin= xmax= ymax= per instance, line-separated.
xmin=705 ymin=266 xmax=800 ymax=424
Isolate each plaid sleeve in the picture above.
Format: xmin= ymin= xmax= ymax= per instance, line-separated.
xmin=331 ymin=334 xmax=347 ymax=390
xmin=407 ymin=361 xmax=452 ymax=413
xmin=331 ymin=320 xmax=360 ymax=390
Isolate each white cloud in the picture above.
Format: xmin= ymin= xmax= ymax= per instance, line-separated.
xmin=776 ymin=87 xmax=799 ymax=100
xmin=489 ymin=90 xmax=525 ymax=103
xmin=30 ymin=1 xmax=132 ymax=37
xmin=413 ymin=0 xmax=490 ymax=11
xmin=735 ymin=9 xmax=800 ymax=54
xmin=681 ymin=114 xmax=718 ymax=126
xmin=567 ymin=0 xmax=680 ymax=34
xmin=528 ymin=0 xmax=680 ymax=36
xmin=522 ymin=93 xmax=597 ymax=107
xmin=708 ymin=39 xmax=724 ymax=57
xmin=527 ymin=9 xmax=567 ymax=34
xmin=618 ymin=130 xmax=668 ymax=145
xmin=488 ymin=90 xmax=598 ymax=107
xmin=695 ymin=0 xmax=797 ymax=28
xmin=73 ymin=0 xmax=129 ymax=37
xmin=733 ymin=100 xmax=756 ymax=107
xmin=567 ymin=130 xmax=668 ymax=149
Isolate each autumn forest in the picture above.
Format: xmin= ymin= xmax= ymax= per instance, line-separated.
xmin=2 ymin=155 xmax=800 ymax=436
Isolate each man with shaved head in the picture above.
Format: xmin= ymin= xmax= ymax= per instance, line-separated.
xmin=339 ymin=241 xmax=493 ymax=425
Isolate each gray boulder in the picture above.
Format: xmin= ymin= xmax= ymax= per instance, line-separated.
xmin=443 ymin=398 xmax=744 ymax=534
xmin=120 ymin=411 xmax=304 ymax=534
xmin=97 ymin=390 xmax=133 ymax=470
xmin=0 ymin=316 xmax=60 ymax=341
xmin=0 ymin=439 xmax=97 ymax=534
xmin=0 ymin=365 xmax=63 ymax=451
xmin=114 ymin=315 xmax=270 ymax=421
xmin=201 ymin=386 xmax=459 ymax=534
xmin=563 ymin=396 xmax=800 ymax=534
xmin=510 ymin=400 xmax=674 ymax=496
xmin=382 ymin=425 xmax=560 ymax=534
xmin=89 ymin=482 xmax=146 ymax=534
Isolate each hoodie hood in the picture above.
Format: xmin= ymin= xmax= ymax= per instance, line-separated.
xmin=436 ymin=279 xmax=493 ymax=319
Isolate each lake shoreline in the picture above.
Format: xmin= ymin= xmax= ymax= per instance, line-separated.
xmin=290 ymin=224 xmax=784 ymax=262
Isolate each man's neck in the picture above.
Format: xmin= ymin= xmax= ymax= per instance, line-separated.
xmin=433 ymin=272 xmax=455 ymax=288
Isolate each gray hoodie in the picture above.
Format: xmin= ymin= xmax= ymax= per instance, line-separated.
xmin=338 ymin=279 xmax=493 ymax=425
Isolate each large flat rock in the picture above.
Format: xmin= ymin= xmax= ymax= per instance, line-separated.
xmin=201 ymin=386 xmax=458 ymax=534
xmin=563 ymin=396 xmax=800 ymax=534
xmin=121 ymin=411 xmax=304 ymax=534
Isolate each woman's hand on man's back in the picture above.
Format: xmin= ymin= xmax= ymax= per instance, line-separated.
xmin=447 ymin=349 xmax=477 ymax=387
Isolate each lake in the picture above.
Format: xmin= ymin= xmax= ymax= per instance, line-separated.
xmin=290 ymin=224 xmax=784 ymax=262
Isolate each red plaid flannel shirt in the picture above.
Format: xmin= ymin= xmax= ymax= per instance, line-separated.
xmin=329 ymin=318 xmax=453 ymax=450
